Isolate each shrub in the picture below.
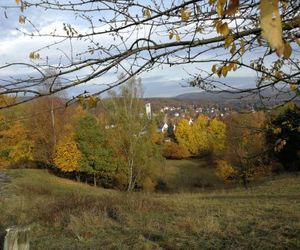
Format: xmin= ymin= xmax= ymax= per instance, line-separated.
xmin=142 ymin=177 xmax=156 ymax=192
xmin=162 ymin=141 xmax=190 ymax=159
xmin=215 ymin=160 xmax=236 ymax=182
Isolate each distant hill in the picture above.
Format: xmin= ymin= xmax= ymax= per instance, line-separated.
xmin=174 ymin=87 xmax=298 ymax=109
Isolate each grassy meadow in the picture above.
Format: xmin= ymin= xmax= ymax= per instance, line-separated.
xmin=0 ymin=161 xmax=299 ymax=249
xmin=159 ymin=159 xmax=224 ymax=191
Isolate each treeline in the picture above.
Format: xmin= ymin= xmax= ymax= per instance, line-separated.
xmin=0 ymin=78 xmax=164 ymax=191
xmin=154 ymin=103 xmax=300 ymax=188
xmin=0 ymin=78 xmax=299 ymax=190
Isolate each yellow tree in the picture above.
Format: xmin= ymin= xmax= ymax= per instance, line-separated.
xmin=208 ymin=118 xmax=226 ymax=155
xmin=191 ymin=116 xmax=210 ymax=155
xmin=175 ymin=119 xmax=192 ymax=156
xmin=0 ymin=96 xmax=34 ymax=166
xmin=0 ymin=121 xmax=34 ymax=166
xmin=54 ymin=132 xmax=81 ymax=173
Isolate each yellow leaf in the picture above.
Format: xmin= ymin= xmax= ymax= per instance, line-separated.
xmin=29 ymin=52 xmax=40 ymax=60
xmin=196 ymin=27 xmax=204 ymax=33
xmin=214 ymin=20 xmax=222 ymax=33
xmin=212 ymin=64 xmax=217 ymax=73
xmin=221 ymin=66 xmax=228 ymax=77
xmin=219 ymin=22 xmax=229 ymax=36
xmin=143 ymin=8 xmax=151 ymax=18
xmin=289 ymin=83 xmax=300 ymax=96
xmin=176 ymin=33 xmax=181 ymax=42
xmin=240 ymin=39 xmax=245 ymax=55
xmin=232 ymin=63 xmax=238 ymax=71
xmin=230 ymin=43 xmax=236 ymax=54
xmin=19 ymin=15 xmax=26 ymax=24
xmin=282 ymin=0 xmax=288 ymax=10
xmin=283 ymin=42 xmax=292 ymax=59
xmin=273 ymin=127 xmax=282 ymax=134
xmin=16 ymin=0 xmax=20 ymax=5
xmin=87 ymin=95 xmax=98 ymax=107
xmin=216 ymin=0 xmax=226 ymax=16
xmin=217 ymin=68 xmax=222 ymax=78
xmin=180 ymin=8 xmax=191 ymax=22
xmin=224 ymin=34 xmax=233 ymax=48
xmin=226 ymin=0 xmax=239 ymax=16
xmin=275 ymin=71 xmax=282 ymax=79
xmin=260 ymin=0 xmax=284 ymax=56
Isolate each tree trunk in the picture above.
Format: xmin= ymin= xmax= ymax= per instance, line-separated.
xmin=76 ymin=173 xmax=80 ymax=182
xmin=242 ymin=175 xmax=248 ymax=189
xmin=93 ymin=173 xmax=97 ymax=187
xmin=127 ymin=160 xmax=133 ymax=191
xmin=50 ymin=99 xmax=56 ymax=150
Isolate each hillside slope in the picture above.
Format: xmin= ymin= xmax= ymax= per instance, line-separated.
xmin=0 ymin=169 xmax=299 ymax=249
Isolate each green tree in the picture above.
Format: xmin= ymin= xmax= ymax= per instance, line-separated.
xmin=267 ymin=103 xmax=300 ymax=171
xmin=75 ymin=114 xmax=117 ymax=186
xmin=106 ymin=77 xmax=164 ymax=191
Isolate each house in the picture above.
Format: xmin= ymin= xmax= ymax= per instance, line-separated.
xmin=160 ymin=123 xmax=168 ymax=133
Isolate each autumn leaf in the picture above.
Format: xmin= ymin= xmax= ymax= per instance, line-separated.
xmin=176 ymin=33 xmax=181 ymax=42
xmin=29 ymin=52 xmax=40 ymax=60
xmin=226 ymin=0 xmax=239 ymax=16
xmin=289 ymin=83 xmax=300 ymax=96
xmin=15 ymin=0 xmax=20 ymax=5
xmin=216 ymin=0 xmax=226 ymax=16
xmin=240 ymin=39 xmax=245 ymax=55
xmin=168 ymin=31 xmax=174 ymax=40
xmin=230 ymin=43 xmax=236 ymax=54
xmin=273 ymin=127 xmax=282 ymax=135
xmin=219 ymin=22 xmax=230 ymax=36
xmin=283 ymin=42 xmax=292 ymax=59
xmin=260 ymin=0 xmax=284 ymax=56
xmin=211 ymin=64 xmax=217 ymax=73
xmin=224 ymin=34 xmax=233 ymax=48
xmin=87 ymin=95 xmax=98 ymax=107
xmin=196 ymin=27 xmax=204 ymax=33
xmin=143 ymin=8 xmax=151 ymax=18
xmin=180 ymin=8 xmax=191 ymax=22
xmin=19 ymin=15 xmax=26 ymax=24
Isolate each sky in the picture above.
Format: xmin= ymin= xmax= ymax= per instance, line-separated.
xmin=0 ymin=1 xmax=258 ymax=98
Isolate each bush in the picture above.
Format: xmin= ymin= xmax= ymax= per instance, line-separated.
xmin=142 ymin=177 xmax=156 ymax=192
xmin=215 ymin=160 xmax=236 ymax=182
xmin=162 ymin=142 xmax=190 ymax=159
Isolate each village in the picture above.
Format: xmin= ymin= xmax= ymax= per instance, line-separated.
xmin=146 ymin=102 xmax=232 ymax=134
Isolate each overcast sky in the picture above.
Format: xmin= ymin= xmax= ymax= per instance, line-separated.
xmin=0 ymin=1 xmax=258 ymax=98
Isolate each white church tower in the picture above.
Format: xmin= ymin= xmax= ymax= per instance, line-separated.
xmin=145 ymin=103 xmax=151 ymax=119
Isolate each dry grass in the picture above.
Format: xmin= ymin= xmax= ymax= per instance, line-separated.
xmin=0 ymin=169 xmax=299 ymax=249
